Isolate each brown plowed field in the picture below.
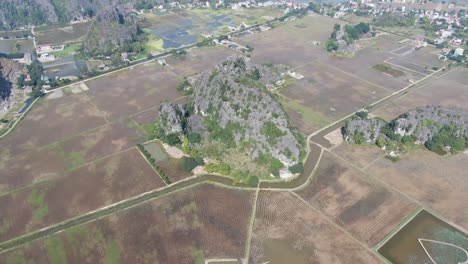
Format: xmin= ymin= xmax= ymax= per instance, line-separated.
xmin=0 ymin=184 xmax=254 ymax=263
xmin=0 ymin=148 xmax=164 ymax=243
xmin=367 ymin=149 xmax=468 ymax=228
xmin=249 ymin=191 xmax=382 ymax=263
xmin=295 ymin=152 xmax=418 ymax=247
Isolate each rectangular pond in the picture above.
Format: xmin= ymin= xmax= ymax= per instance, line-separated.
xmin=378 ymin=209 xmax=468 ymax=264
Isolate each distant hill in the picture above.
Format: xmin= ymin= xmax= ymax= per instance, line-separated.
xmin=83 ymin=7 xmax=138 ymax=57
xmin=0 ymin=0 xmax=134 ymax=30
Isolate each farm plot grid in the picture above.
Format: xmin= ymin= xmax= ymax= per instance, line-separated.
xmin=294 ymin=151 xmax=418 ymax=247
xmin=0 ymin=148 xmax=164 ymax=243
xmin=249 ymin=191 xmax=381 ymax=263
xmin=0 ymin=184 xmax=254 ymax=264
xmin=366 ymin=149 xmax=468 ymax=228
xmin=372 ymin=67 xmax=468 ymax=121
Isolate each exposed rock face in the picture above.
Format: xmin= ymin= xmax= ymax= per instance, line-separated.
xmin=83 ymin=7 xmax=138 ymax=56
xmin=0 ymin=0 xmax=135 ymax=29
xmin=158 ymin=55 xmax=305 ymax=167
xmin=0 ymin=58 xmax=25 ymax=115
xmin=343 ymin=117 xmax=385 ymax=143
xmin=159 ymin=102 xmax=185 ymax=134
xmin=392 ymin=106 xmax=467 ymax=144
xmin=344 ymin=106 xmax=468 ymax=146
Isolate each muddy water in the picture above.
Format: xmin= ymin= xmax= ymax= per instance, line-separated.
xmin=263 ymin=240 xmax=312 ymax=264
xmin=379 ymin=210 xmax=468 ymax=264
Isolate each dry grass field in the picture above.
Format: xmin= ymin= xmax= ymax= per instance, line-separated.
xmin=366 ymin=149 xmax=468 ymax=228
xmin=0 ymin=93 xmax=108 ymax=159
xmin=0 ymin=148 xmax=164 ymax=243
xmin=35 ymin=22 xmax=90 ymax=45
xmin=372 ymin=68 xmax=468 ymax=121
xmin=276 ymin=62 xmax=390 ymax=134
xmin=330 ymin=143 xmax=383 ymax=170
xmin=249 ymin=191 xmax=381 ymax=263
xmin=0 ymin=184 xmax=254 ymax=264
xmin=165 ymin=46 xmax=236 ymax=76
xmin=85 ymin=63 xmax=182 ymax=120
xmin=294 ymin=152 xmax=418 ymax=247
xmin=0 ymin=118 xmax=145 ymax=194
xmin=237 ymin=15 xmax=336 ymax=67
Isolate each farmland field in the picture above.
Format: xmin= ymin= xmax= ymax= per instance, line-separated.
xmin=275 ymin=62 xmax=390 ymax=134
xmin=0 ymin=7 xmax=466 ymax=263
xmin=366 ymin=149 xmax=468 ymax=228
xmin=0 ymin=38 xmax=35 ymax=54
xmin=85 ymin=62 xmax=182 ymax=120
xmin=295 ymin=151 xmax=418 ymax=247
xmin=0 ymin=184 xmax=254 ymax=263
xmin=0 ymin=93 xmax=108 ymax=159
xmin=372 ymin=67 xmax=468 ymax=121
xmin=0 ymin=148 xmax=164 ymax=243
xmin=139 ymin=7 xmax=282 ymax=51
xmin=165 ymin=45 xmax=236 ymax=76
xmin=249 ymin=191 xmax=381 ymax=263
xmin=35 ymin=22 xmax=91 ymax=45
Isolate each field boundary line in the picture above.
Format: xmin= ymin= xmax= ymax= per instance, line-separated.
xmin=289 ymin=191 xmax=378 ymax=257
xmin=316 ymin=60 xmax=393 ymax=93
xmin=373 ymin=207 xmax=424 ymax=251
xmin=82 ymin=92 xmax=111 ymax=124
xmin=0 ymin=180 xmax=208 ymax=254
xmin=244 ymin=185 xmax=260 ymax=263
xmin=308 ymin=66 xmax=444 ymax=141
xmin=0 ymin=97 xmax=40 ymax=141
xmin=0 ymin=146 xmax=138 ymax=198
xmin=324 ymin=148 xmax=423 ymax=206
xmin=420 ymin=207 xmax=468 ymax=234
xmin=383 ymin=57 xmax=430 ymax=76
xmin=362 ymin=155 xmax=383 ymax=171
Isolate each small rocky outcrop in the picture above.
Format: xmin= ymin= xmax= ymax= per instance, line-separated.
xmin=343 ymin=106 xmax=468 ymax=154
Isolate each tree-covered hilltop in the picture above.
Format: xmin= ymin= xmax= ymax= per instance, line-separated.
xmin=325 ymin=22 xmax=373 ymax=53
xmin=152 ymin=56 xmax=306 ymax=181
xmin=343 ymin=106 xmax=468 ymax=157
xmin=83 ymin=7 xmax=143 ymax=58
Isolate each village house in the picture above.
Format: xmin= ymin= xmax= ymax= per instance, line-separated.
xmin=454 ymin=48 xmax=464 ymax=56
xmin=121 ymin=52 xmax=129 ymax=62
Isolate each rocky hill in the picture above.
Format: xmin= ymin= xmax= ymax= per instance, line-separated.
xmin=0 ymin=0 xmax=136 ymax=29
xmin=343 ymin=106 xmax=468 ymax=155
xmin=83 ymin=7 xmax=138 ymax=56
xmin=156 ymin=55 xmax=306 ymax=178
xmin=0 ymin=58 xmax=26 ymax=116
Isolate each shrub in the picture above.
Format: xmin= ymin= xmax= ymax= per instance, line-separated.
xmin=289 ymin=162 xmax=304 ymax=174
xmin=355 ymin=111 xmax=368 ymax=119
xmin=188 ymin=132 xmax=201 ymax=144
xmin=261 ymin=121 xmax=285 ymax=144
xmin=232 ymin=170 xmax=259 ymax=186
xmin=181 ymin=157 xmax=204 ymax=172
xmin=205 ymin=163 xmax=231 ymax=175
xmin=164 ymin=133 xmax=181 ymax=146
